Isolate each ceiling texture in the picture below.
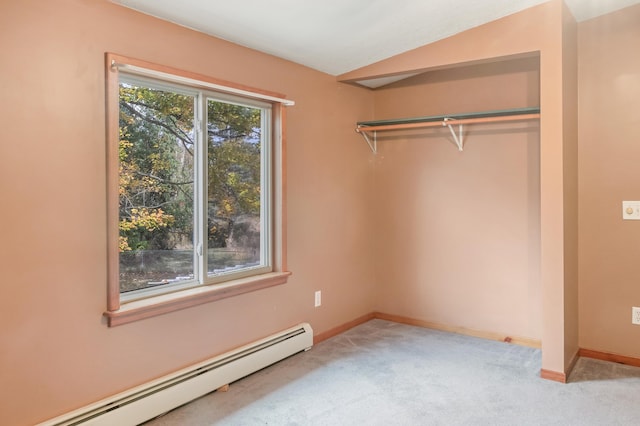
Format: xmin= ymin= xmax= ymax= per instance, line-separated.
xmin=113 ymin=0 xmax=639 ymax=82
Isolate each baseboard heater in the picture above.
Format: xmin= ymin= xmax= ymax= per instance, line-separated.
xmin=39 ymin=323 xmax=313 ymax=426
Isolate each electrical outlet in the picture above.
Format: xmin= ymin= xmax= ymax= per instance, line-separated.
xmin=314 ymin=291 xmax=322 ymax=307
xmin=622 ymin=201 xmax=640 ymax=220
xmin=633 ymin=307 xmax=640 ymax=325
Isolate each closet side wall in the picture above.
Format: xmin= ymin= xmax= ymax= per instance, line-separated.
xmin=561 ymin=1 xmax=579 ymax=369
xmin=372 ymin=59 xmax=541 ymax=340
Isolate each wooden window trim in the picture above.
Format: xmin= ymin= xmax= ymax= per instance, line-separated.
xmin=104 ymin=53 xmax=290 ymax=326
xmin=104 ymin=271 xmax=291 ymax=327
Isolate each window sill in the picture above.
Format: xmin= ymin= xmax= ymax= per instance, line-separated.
xmin=104 ymin=271 xmax=291 ymax=327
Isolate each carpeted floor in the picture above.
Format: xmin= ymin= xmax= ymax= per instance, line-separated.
xmin=144 ymin=319 xmax=640 ymax=425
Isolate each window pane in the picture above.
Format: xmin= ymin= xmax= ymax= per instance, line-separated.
xmin=207 ymin=100 xmax=264 ymax=276
xmin=118 ymin=81 xmax=196 ymax=293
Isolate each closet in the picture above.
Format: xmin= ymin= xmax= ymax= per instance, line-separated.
xmin=367 ymin=57 xmax=542 ymax=344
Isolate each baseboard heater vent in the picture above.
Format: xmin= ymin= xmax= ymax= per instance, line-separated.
xmin=40 ymin=323 xmax=313 ymax=426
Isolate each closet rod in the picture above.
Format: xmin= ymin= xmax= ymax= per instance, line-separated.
xmin=356 ymin=112 xmax=540 ymax=133
xmin=355 ymin=107 xmax=540 ymax=153
xmin=357 ymin=107 xmax=539 ymax=128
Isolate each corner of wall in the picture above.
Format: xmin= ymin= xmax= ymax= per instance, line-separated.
xmin=561 ymin=0 xmax=579 ymax=371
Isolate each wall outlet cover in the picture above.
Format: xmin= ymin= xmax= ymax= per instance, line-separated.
xmin=622 ymin=201 xmax=640 ymax=220
xmin=632 ymin=307 xmax=640 ymax=325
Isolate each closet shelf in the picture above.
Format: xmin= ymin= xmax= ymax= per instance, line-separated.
xmin=356 ymin=107 xmax=540 ymax=153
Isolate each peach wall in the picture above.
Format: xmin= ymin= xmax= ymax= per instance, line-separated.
xmin=371 ymin=59 xmax=542 ymax=340
xmin=561 ymin=2 xmax=580 ymax=369
xmin=536 ymin=1 xmax=570 ymax=375
xmin=4 ymin=0 xmax=634 ymax=422
xmin=578 ymin=4 xmax=640 ymax=358
xmin=0 ymin=1 xmax=374 ymax=424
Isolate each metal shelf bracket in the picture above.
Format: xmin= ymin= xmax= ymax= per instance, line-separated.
xmin=443 ymin=118 xmax=464 ymax=151
xmin=357 ymin=128 xmax=377 ymax=153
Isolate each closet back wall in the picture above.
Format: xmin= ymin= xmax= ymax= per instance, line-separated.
xmin=372 ymin=58 xmax=541 ymax=340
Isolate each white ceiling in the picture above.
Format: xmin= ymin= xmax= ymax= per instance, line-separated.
xmin=113 ymin=0 xmax=640 ymax=78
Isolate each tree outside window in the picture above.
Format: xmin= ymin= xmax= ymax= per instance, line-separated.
xmin=118 ymin=77 xmax=270 ymax=296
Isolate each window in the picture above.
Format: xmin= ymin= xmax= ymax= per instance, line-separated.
xmin=105 ymin=54 xmax=292 ymax=326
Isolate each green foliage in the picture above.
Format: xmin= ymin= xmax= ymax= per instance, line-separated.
xmin=119 ymin=208 xmax=175 ymax=251
xmin=118 ymin=84 xmax=194 ymax=252
xmin=207 ymin=101 xmax=261 ymax=246
xmin=118 ymin=82 xmax=263 ymax=253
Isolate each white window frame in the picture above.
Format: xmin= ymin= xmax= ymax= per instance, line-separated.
xmin=104 ymin=53 xmax=292 ymax=326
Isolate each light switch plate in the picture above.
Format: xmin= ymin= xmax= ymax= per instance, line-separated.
xmin=622 ymin=201 xmax=640 ymax=220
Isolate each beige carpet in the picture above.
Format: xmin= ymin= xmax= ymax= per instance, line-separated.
xmin=144 ymin=319 xmax=640 ymax=425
